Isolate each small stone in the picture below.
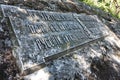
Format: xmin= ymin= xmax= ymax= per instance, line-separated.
xmin=0 ymin=26 xmax=3 ymax=32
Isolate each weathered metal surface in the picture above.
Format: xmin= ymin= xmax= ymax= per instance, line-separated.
xmin=1 ymin=5 xmax=109 ymax=74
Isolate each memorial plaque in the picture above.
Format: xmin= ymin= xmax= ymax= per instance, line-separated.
xmin=1 ymin=5 xmax=109 ymax=74
xmin=76 ymin=14 xmax=109 ymax=37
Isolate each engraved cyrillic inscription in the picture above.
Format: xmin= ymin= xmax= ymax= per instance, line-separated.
xmin=76 ymin=14 xmax=109 ymax=37
xmin=1 ymin=5 xmax=108 ymax=73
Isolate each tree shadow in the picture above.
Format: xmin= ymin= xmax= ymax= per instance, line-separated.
xmin=1 ymin=1 xmax=120 ymax=80
xmin=90 ymin=56 xmax=120 ymax=80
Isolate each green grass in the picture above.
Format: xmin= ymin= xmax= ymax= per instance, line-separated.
xmin=79 ymin=0 xmax=120 ymax=18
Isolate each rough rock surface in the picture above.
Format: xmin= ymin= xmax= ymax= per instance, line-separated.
xmin=24 ymin=31 xmax=120 ymax=80
xmin=0 ymin=0 xmax=120 ymax=80
xmin=0 ymin=18 xmax=19 ymax=80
